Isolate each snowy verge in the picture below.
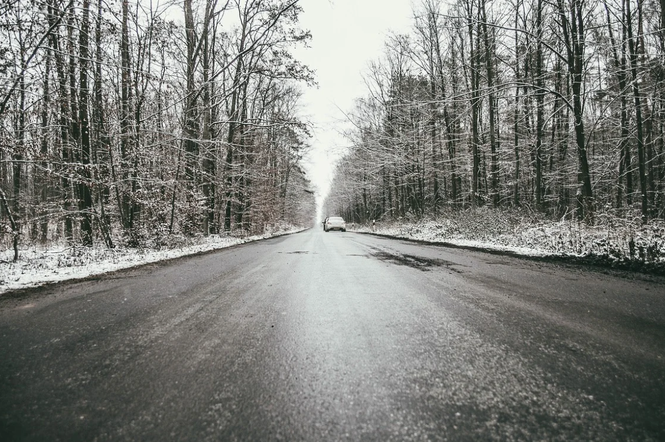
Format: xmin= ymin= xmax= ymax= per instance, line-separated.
xmin=351 ymin=209 xmax=665 ymax=275
xmin=0 ymin=227 xmax=305 ymax=295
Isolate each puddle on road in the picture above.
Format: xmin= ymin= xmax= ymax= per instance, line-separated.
xmin=371 ymin=250 xmax=463 ymax=273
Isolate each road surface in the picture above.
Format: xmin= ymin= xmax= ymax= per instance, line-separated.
xmin=1 ymin=229 xmax=664 ymax=441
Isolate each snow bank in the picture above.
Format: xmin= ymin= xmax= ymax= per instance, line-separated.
xmin=0 ymin=226 xmax=303 ymax=294
xmin=353 ymin=208 xmax=665 ymax=272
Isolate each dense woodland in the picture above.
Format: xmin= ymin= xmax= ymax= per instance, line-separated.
xmin=0 ymin=0 xmax=316 ymax=259
xmin=325 ymin=0 xmax=665 ymax=228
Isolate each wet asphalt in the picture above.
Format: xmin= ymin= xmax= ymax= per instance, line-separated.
xmin=1 ymin=229 xmax=664 ymax=441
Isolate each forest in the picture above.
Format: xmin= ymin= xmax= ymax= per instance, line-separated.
xmin=0 ymin=0 xmax=317 ymax=261
xmin=325 ymin=0 xmax=665 ymax=233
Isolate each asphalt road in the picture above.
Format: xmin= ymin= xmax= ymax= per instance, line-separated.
xmin=1 ymin=229 xmax=664 ymax=441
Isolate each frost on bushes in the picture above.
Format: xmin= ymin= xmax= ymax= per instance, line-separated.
xmin=1 ymin=223 xmax=305 ymax=293
xmin=262 ymin=221 xmax=299 ymax=236
xmin=361 ymin=208 xmax=665 ymax=269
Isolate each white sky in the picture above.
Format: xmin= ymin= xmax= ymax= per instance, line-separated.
xmin=160 ymin=0 xmax=415 ymax=219
xmin=295 ymin=0 xmax=414 ymax=209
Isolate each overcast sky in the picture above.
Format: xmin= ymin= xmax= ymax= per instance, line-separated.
xmin=295 ymin=0 xmax=414 ymax=208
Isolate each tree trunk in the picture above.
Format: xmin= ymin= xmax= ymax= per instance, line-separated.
xmin=119 ymin=0 xmax=132 ymax=230
xmin=558 ymin=0 xmax=593 ymax=222
xmin=625 ymin=0 xmax=649 ymax=222
xmin=466 ymin=1 xmax=481 ymax=206
xmin=47 ymin=0 xmax=74 ymax=241
xmin=481 ymin=0 xmax=500 ymax=207
xmin=513 ymin=5 xmax=521 ymax=207
xmin=534 ymin=0 xmax=545 ymax=210
xmin=0 ymin=188 xmax=19 ymax=261
xmin=94 ymin=0 xmax=113 ymax=248
xmin=78 ymin=0 xmax=93 ymax=245
xmin=12 ymin=50 xmax=26 ymax=252
xmin=38 ymin=41 xmax=51 ymax=243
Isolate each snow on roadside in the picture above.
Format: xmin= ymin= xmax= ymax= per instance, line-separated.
xmin=353 ymin=222 xmax=552 ymax=257
xmin=0 ymin=227 xmax=303 ymax=295
xmin=352 ymin=209 xmax=665 ymax=270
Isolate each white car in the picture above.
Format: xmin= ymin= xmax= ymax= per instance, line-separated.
xmin=324 ymin=216 xmax=346 ymax=232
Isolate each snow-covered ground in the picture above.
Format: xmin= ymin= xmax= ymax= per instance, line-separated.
xmin=0 ymin=227 xmax=303 ymax=294
xmin=354 ymin=222 xmax=551 ymax=257
xmin=352 ymin=208 xmax=665 ymax=272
